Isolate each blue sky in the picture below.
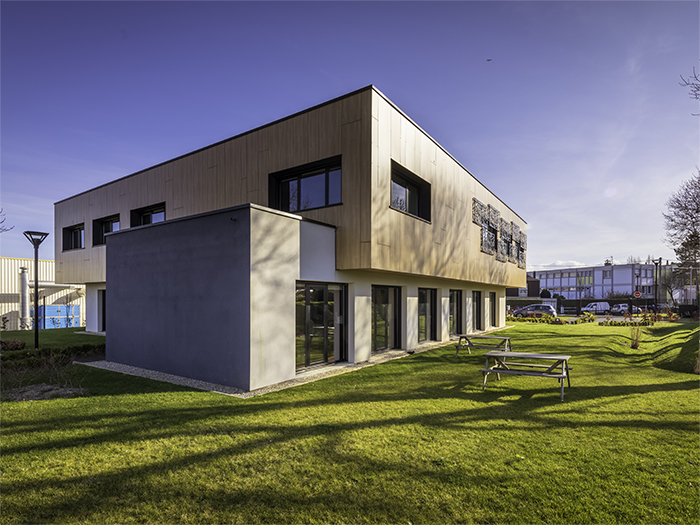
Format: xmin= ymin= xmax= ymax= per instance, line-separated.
xmin=1 ymin=1 xmax=698 ymax=269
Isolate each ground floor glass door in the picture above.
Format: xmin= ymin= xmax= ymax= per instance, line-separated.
xmin=296 ymin=282 xmax=346 ymax=369
xmin=418 ymin=288 xmax=437 ymax=342
xmin=449 ymin=290 xmax=462 ymax=335
xmin=473 ymin=291 xmax=482 ymax=331
xmin=490 ymin=292 xmax=497 ymax=327
xmin=372 ymin=286 xmax=400 ymax=352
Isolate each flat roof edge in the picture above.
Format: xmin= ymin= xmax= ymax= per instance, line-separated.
xmin=55 ymin=86 xmax=376 ymax=205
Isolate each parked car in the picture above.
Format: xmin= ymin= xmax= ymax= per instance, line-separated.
xmin=581 ymin=302 xmax=611 ymax=315
xmin=611 ymin=304 xmax=641 ymax=315
xmin=512 ymin=304 xmax=558 ymax=318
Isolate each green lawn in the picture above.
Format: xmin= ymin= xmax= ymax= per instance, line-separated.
xmin=1 ymin=322 xmax=698 ymax=524
xmin=1 ymin=327 xmax=105 ymax=348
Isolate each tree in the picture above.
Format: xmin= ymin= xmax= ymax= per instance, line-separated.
xmin=664 ymin=170 xmax=700 ymax=257
xmin=540 ymin=289 xmax=551 ymax=298
xmin=680 ymin=67 xmax=700 ymax=101
xmin=0 ymin=209 xmax=13 ymax=233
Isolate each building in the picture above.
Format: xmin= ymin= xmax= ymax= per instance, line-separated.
xmin=530 ymin=262 xmax=676 ymax=302
xmin=54 ymin=86 xmax=527 ymax=391
xmin=0 ymin=257 xmax=85 ymax=331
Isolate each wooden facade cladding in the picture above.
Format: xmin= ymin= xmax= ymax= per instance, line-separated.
xmin=55 ymin=86 xmax=525 ymax=288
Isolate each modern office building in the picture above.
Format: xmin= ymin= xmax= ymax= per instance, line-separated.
xmin=529 ymin=262 xmax=675 ymax=301
xmin=54 ymin=86 xmax=527 ymax=390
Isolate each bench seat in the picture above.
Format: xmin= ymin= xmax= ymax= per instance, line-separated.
xmin=479 ymin=367 xmax=566 ymax=379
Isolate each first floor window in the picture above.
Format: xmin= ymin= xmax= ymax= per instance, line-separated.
xmin=270 ymin=156 xmax=342 ymax=213
xmin=62 ymin=223 xmax=85 ymax=251
xmin=131 ymin=203 xmax=165 ymax=227
xmin=391 ymin=161 xmax=431 ymax=221
xmin=93 ymin=214 xmax=120 ymax=245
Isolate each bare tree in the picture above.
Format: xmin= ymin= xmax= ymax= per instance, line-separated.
xmin=680 ymin=67 xmax=700 ymax=100
xmin=664 ymin=170 xmax=700 ymax=255
xmin=0 ymin=209 xmax=13 ymax=233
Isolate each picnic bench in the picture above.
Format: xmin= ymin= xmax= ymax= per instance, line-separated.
xmin=480 ymin=350 xmax=572 ymax=401
xmin=454 ymin=335 xmax=511 ymax=357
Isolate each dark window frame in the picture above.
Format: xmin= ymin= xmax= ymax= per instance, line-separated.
xmin=92 ymin=214 xmax=120 ymax=246
xmin=131 ymin=203 xmax=165 ymax=227
xmin=390 ymin=161 xmax=431 ymax=222
xmin=62 ymin=223 xmax=85 ymax=251
xmin=269 ymin=156 xmax=342 ymax=213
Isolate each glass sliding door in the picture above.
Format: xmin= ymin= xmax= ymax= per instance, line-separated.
xmin=418 ymin=288 xmax=437 ymax=342
xmin=372 ymin=286 xmax=400 ymax=352
xmin=296 ymin=282 xmax=346 ymax=369
xmin=490 ymin=292 xmax=497 ymax=327
xmin=449 ymin=290 xmax=462 ymax=336
xmin=472 ymin=291 xmax=482 ymax=331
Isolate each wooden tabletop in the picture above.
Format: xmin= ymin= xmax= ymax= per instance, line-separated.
xmin=484 ymin=350 xmax=571 ymax=360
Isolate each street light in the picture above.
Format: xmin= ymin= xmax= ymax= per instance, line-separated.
xmin=23 ymin=231 xmax=49 ymax=350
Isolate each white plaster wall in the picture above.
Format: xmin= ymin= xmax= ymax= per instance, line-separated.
xmin=85 ymin=283 xmax=105 ymax=333
xmin=299 ymin=221 xmax=338 ymax=282
xmin=335 ymin=272 xmax=505 ymax=360
xmin=249 ymin=207 xmax=301 ymax=390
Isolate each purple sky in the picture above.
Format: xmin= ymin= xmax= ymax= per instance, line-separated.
xmin=2 ymin=1 xmax=698 ymax=269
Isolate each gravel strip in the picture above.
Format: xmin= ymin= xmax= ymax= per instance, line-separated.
xmin=76 ymin=342 xmax=446 ymax=398
xmin=75 ymin=330 xmax=510 ymax=398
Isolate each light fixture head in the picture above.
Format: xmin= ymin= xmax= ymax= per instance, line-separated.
xmin=23 ymin=231 xmax=49 ymax=248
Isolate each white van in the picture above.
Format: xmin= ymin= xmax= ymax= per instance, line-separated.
xmin=581 ymin=302 xmax=611 ymax=315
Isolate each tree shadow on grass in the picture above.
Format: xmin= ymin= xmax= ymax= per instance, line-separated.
xmin=2 ymin=347 xmax=699 ymax=524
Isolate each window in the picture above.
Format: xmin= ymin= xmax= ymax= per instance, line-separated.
xmin=93 ymin=214 xmax=120 ymax=246
xmin=62 ymin=224 xmax=84 ymax=251
xmin=270 ymin=156 xmax=342 ymax=213
xmin=372 ymin=286 xmax=401 ymax=352
xmin=131 ymin=203 xmax=165 ymax=227
xmin=418 ymin=288 xmax=437 ymax=342
xmin=603 ymin=270 xmax=612 ymax=279
xmin=449 ymin=290 xmax=463 ymax=336
xmin=391 ymin=161 xmax=430 ymax=221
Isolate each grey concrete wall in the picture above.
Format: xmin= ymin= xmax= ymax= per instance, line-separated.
xmin=106 ymin=206 xmax=254 ymax=389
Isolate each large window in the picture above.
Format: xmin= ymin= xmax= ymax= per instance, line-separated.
xmin=270 ymin=156 xmax=342 ymax=213
xmin=372 ymin=286 xmax=401 ymax=352
xmin=93 ymin=214 xmax=120 ymax=246
xmin=390 ymin=161 xmax=431 ymax=221
xmin=62 ymin=223 xmax=85 ymax=251
xmin=295 ymin=282 xmax=346 ymax=369
xmin=131 ymin=203 xmax=165 ymax=227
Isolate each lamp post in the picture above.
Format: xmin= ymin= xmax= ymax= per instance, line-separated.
xmin=23 ymin=231 xmax=49 ymax=350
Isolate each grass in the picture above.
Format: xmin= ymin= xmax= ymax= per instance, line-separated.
xmin=1 ymin=322 xmax=698 ymax=524
xmin=0 ymin=327 xmax=105 ymax=348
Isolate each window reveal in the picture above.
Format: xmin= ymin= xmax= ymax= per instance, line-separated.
xmin=93 ymin=214 xmax=120 ymax=246
xmin=62 ymin=224 xmax=85 ymax=251
xmin=390 ymin=162 xmax=431 ymax=222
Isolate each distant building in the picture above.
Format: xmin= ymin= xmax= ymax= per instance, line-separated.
xmin=529 ymin=262 xmax=676 ymax=302
xmin=0 ymin=257 xmax=85 ymax=331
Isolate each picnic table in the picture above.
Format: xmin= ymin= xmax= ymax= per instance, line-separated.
xmin=454 ymin=335 xmax=511 ymax=357
xmin=480 ymin=350 xmax=572 ymax=401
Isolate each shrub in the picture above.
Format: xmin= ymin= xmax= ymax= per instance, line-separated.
xmin=630 ymin=325 xmax=642 ymax=349
xmin=598 ymin=320 xmax=655 ymax=327
xmin=0 ymin=339 xmax=27 ymax=352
